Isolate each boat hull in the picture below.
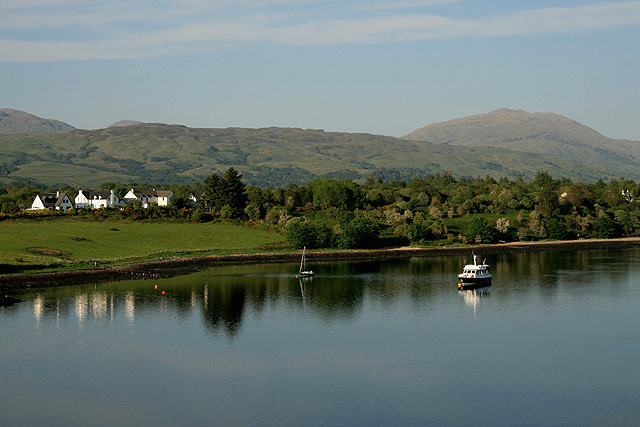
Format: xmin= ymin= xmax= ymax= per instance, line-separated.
xmin=457 ymin=277 xmax=492 ymax=290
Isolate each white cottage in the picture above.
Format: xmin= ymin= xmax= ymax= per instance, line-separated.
xmin=155 ymin=190 xmax=173 ymax=207
xmin=123 ymin=189 xmax=173 ymax=208
xmin=30 ymin=191 xmax=74 ymax=212
xmin=75 ymin=189 xmax=123 ymax=209
xmin=190 ymin=191 xmax=204 ymax=207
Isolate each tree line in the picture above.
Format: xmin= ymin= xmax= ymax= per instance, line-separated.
xmin=2 ymin=168 xmax=640 ymax=249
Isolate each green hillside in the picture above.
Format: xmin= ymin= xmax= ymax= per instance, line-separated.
xmin=1 ymin=122 xmax=633 ymax=188
xmin=0 ymin=108 xmax=75 ymax=134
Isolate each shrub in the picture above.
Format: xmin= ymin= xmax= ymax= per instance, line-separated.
xmin=464 ymin=215 xmax=496 ymax=244
xmin=286 ymin=218 xmax=332 ymax=249
xmin=545 ymin=217 xmax=567 ymax=240
xmin=335 ymin=217 xmax=380 ymax=249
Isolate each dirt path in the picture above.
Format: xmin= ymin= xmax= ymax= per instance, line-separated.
xmin=3 ymin=237 xmax=640 ymax=290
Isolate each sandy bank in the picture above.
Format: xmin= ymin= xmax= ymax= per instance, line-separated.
xmin=3 ymin=237 xmax=640 ymax=290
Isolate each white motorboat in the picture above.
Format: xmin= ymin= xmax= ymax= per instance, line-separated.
xmin=457 ymin=254 xmax=491 ymax=290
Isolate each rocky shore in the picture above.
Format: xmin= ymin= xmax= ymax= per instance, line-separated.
xmin=2 ymin=237 xmax=640 ymax=290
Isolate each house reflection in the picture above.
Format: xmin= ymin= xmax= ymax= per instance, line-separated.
xmin=33 ymin=294 xmax=61 ymax=328
xmin=26 ymin=273 xmax=368 ymax=339
xmin=21 ymin=248 xmax=638 ymax=338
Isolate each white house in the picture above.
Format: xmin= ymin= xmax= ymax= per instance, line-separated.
xmin=75 ymin=189 xmax=124 ymax=209
xmin=30 ymin=191 xmax=74 ymax=212
xmin=156 ymin=190 xmax=173 ymax=207
xmin=123 ymin=189 xmax=173 ymax=208
xmin=190 ymin=191 xmax=204 ymax=207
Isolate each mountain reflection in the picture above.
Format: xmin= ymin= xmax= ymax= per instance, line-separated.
xmin=13 ymin=249 xmax=640 ymax=338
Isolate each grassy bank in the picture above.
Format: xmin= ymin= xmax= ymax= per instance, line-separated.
xmin=4 ymin=236 xmax=640 ymax=290
xmin=0 ymin=218 xmax=288 ymax=273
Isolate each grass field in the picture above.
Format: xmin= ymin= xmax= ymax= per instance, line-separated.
xmin=0 ymin=219 xmax=288 ymax=273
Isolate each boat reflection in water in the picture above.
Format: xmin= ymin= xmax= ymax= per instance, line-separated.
xmin=459 ymin=285 xmax=491 ymax=312
xmin=298 ymin=276 xmax=313 ymax=298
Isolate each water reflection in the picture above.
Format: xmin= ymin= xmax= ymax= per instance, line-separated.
xmin=459 ymin=285 xmax=491 ymax=315
xmin=33 ymin=294 xmax=61 ymax=328
xmin=203 ymin=280 xmax=246 ymax=337
xmin=4 ymin=249 xmax=640 ymax=427
xmin=298 ymin=277 xmax=311 ymax=304
xmin=8 ymin=249 xmax=640 ymax=338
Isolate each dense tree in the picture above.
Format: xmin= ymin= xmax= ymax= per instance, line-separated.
xmin=533 ymin=170 xmax=557 ymax=190
xmin=286 ymin=218 xmax=332 ymax=249
xmin=592 ymin=214 xmax=618 ymax=238
xmin=170 ymin=185 xmax=193 ymax=210
xmin=201 ymin=167 xmax=248 ymax=219
xmin=201 ymin=173 xmax=223 ymax=210
xmin=545 ymin=217 xmax=567 ymax=240
xmin=409 ymin=212 xmax=433 ymax=243
xmin=335 ymin=217 xmax=380 ymax=249
xmin=5 ymin=170 xmax=640 ymax=248
xmin=0 ymin=185 xmax=40 ymax=213
xmin=536 ymin=189 xmax=560 ymax=218
xmin=310 ymin=179 xmax=363 ymax=212
xmin=465 ymin=215 xmax=496 ymax=244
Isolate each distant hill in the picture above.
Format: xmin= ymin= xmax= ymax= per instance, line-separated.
xmin=0 ymin=109 xmax=75 ymax=134
xmin=403 ymin=108 xmax=640 ymax=168
xmin=0 ymin=118 xmax=635 ymax=188
xmin=108 ymin=120 xmax=144 ymax=128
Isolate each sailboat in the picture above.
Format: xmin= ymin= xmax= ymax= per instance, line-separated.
xmin=297 ymin=246 xmax=314 ymax=278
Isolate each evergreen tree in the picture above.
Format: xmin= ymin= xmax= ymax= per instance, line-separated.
xmin=201 ymin=167 xmax=248 ymax=218
xmin=221 ymin=167 xmax=248 ymax=218
xmin=593 ymin=215 xmax=618 ymax=238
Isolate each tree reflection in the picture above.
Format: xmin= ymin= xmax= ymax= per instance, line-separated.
xmin=7 ymin=249 xmax=640 ymax=336
xmin=202 ymin=282 xmax=246 ymax=338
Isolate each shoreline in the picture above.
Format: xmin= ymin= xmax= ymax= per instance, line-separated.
xmin=3 ymin=237 xmax=640 ymax=290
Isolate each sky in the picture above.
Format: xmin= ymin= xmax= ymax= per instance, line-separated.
xmin=1 ymin=0 xmax=639 ymax=140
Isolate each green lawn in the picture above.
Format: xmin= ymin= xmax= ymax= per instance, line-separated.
xmin=0 ymin=219 xmax=288 ymax=272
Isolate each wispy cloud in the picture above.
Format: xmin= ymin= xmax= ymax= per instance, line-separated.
xmin=2 ymin=1 xmax=640 ymax=62
xmin=352 ymin=0 xmax=465 ymax=12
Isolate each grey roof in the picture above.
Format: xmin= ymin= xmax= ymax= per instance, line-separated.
xmin=38 ymin=193 xmax=70 ymax=208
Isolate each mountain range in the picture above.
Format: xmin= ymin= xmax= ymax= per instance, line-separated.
xmin=0 ymin=108 xmax=75 ymax=135
xmin=1 ymin=108 xmax=638 ymax=188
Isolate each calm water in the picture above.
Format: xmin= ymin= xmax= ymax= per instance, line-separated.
xmin=1 ymin=249 xmax=640 ymax=426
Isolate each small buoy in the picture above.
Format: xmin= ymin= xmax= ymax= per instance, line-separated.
xmin=162 ymin=291 xmax=165 ymax=295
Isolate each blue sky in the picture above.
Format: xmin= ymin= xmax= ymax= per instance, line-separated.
xmin=1 ymin=0 xmax=639 ymax=139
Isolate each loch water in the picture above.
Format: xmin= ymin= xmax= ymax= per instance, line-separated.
xmin=1 ymin=249 xmax=639 ymax=426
